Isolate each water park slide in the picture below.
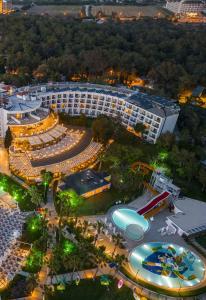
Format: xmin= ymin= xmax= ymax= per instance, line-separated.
xmin=137 ymin=191 xmax=170 ymax=216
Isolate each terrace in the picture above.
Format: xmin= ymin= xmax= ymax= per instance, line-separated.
xmin=7 ymin=108 xmax=49 ymax=126
xmin=11 ymin=112 xmax=58 ymax=138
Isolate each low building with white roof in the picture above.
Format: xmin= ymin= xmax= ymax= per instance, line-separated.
xmin=166 ymin=198 xmax=206 ymax=236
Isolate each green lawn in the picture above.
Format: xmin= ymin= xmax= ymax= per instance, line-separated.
xmin=174 ymin=177 xmax=206 ymax=202
xmin=45 ymin=278 xmax=133 ymax=300
xmin=75 ymin=188 xmax=122 ymax=216
xmin=196 ymin=235 xmax=206 ymax=249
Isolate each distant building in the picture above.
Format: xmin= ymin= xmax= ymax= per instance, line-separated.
xmin=59 ymin=169 xmax=111 ymax=198
xmin=192 ymin=85 xmax=206 ymax=98
xmin=166 ymin=0 xmax=206 ymax=14
xmin=80 ymin=5 xmax=92 ymax=18
xmin=0 ymin=0 xmax=12 ymax=14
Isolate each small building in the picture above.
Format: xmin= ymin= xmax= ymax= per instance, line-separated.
xmin=151 ymin=171 xmax=181 ymax=199
xmin=59 ymin=169 xmax=111 ymax=198
xmin=201 ymin=159 xmax=206 ymax=168
xmin=166 ymin=198 xmax=206 ymax=236
xmin=191 ymin=85 xmax=206 ymax=102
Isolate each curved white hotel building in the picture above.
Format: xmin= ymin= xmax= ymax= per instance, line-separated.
xmin=0 ymin=82 xmax=179 ymax=144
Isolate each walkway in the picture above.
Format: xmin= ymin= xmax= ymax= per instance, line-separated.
xmin=45 ymin=266 xmax=110 ymax=285
xmin=29 ymin=190 xmax=56 ymax=300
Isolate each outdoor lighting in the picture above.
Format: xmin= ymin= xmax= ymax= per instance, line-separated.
xmin=63 ymin=240 xmax=75 ymax=254
xmin=117 ymin=279 xmax=124 ymax=289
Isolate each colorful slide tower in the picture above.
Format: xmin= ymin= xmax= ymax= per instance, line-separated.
xmin=137 ymin=191 xmax=170 ymax=218
xmin=131 ymin=161 xmax=171 ymax=218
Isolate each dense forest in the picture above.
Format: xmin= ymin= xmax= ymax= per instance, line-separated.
xmin=0 ymin=16 xmax=206 ymax=97
xmin=13 ymin=0 xmax=155 ymax=4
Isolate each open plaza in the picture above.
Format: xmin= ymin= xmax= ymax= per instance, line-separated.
xmin=0 ymin=82 xmax=206 ymax=300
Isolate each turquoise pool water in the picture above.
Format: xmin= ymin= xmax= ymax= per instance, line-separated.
xmin=112 ymin=208 xmax=149 ymax=232
xmin=129 ymin=242 xmax=205 ymax=289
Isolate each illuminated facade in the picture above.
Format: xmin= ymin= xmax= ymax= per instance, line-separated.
xmin=166 ymin=0 xmax=206 ymax=14
xmin=0 ymin=82 xmax=180 ymax=144
xmin=0 ymin=0 xmax=12 ymax=14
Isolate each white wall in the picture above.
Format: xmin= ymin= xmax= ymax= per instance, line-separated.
xmin=161 ymin=113 xmax=179 ymax=134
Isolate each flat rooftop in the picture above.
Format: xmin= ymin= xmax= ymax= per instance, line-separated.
xmin=19 ymin=82 xmax=180 ymax=117
xmin=4 ymin=95 xmax=41 ymax=113
xmin=167 ymin=198 xmax=206 ymax=235
xmin=59 ymin=169 xmax=109 ymax=195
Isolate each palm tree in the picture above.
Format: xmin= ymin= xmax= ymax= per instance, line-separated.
xmin=82 ymin=220 xmax=89 ymax=236
xmin=93 ymin=245 xmax=107 ymax=278
xmin=28 ymin=185 xmax=43 ymax=208
xmin=41 ymin=170 xmax=54 ymax=201
xmin=48 ymin=246 xmax=62 ymax=284
xmin=198 ymin=167 xmax=206 ymax=191
xmin=93 ymin=221 xmax=105 ymax=246
xmin=113 ymin=253 xmax=128 ymax=274
xmin=111 ymin=234 xmax=124 ymax=258
xmin=63 ymin=250 xmax=81 ymax=281
xmin=56 ymin=189 xmax=83 ymax=233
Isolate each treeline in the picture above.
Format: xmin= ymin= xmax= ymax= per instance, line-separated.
xmin=0 ymin=16 xmax=206 ymax=97
xmin=13 ymin=0 xmax=152 ymax=5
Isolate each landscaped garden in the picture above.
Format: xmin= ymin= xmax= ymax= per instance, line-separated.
xmin=45 ymin=277 xmax=134 ymax=300
xmin=74 ymin=187 xmax=122 ymax=216
xmin=0 ymin=173 xmax=36 ymax=211
xmin=21 ymin=215 xmax=48 ymax=273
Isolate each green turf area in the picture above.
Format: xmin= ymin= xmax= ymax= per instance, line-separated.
xmin=196 ymin=235 xmax=206 ymax=249
xmin=45 ymin=278 xmax=133 ymax=300
xmin=75 ymin=188 xmax=122 ymax=216
xmin=174 ymin=178 xmax=206 ymax=202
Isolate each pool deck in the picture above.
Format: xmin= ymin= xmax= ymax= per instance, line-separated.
xmin=79 ymin=191 xmax=206 ymax=296
xmin=116 ymin=191 xmax=204 ymax=254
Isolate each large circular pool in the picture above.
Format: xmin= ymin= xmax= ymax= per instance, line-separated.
xmin=112 ymin=208 xmax=149 ymax=233
xmin=129 ymin=242 xmax=205 ymax=289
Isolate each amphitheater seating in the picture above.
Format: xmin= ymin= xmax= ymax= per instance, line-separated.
xmin=28 ymin=130 xmax=85 ymax=160
xmin=9 ymin=142 xmax=102 ymax=181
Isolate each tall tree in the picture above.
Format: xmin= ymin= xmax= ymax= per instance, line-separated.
xmin=4 ymin=127 xmax=12 ymax=149
xmin=41 ymin=170 xmax=54 ymax=201
xmin=56 ymin=189 xmax=83 ymax=230
xmin=198 ymin=167 xmax=206 ymax=192
xmin=28 ymin=185 xmax=43 ymax=208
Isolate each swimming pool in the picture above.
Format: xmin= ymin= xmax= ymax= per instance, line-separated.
xmin=112 ymin=208 xmax=149 ymax=233
xmin=129 ymin=242 xmax=205 ymax=289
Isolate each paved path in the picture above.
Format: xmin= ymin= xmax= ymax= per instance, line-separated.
xmin=45 ymin=266 xmax=110 ymax=285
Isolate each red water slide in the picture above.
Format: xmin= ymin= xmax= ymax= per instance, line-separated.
xmin=137 ymin=191 xmax=170 ymax=215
